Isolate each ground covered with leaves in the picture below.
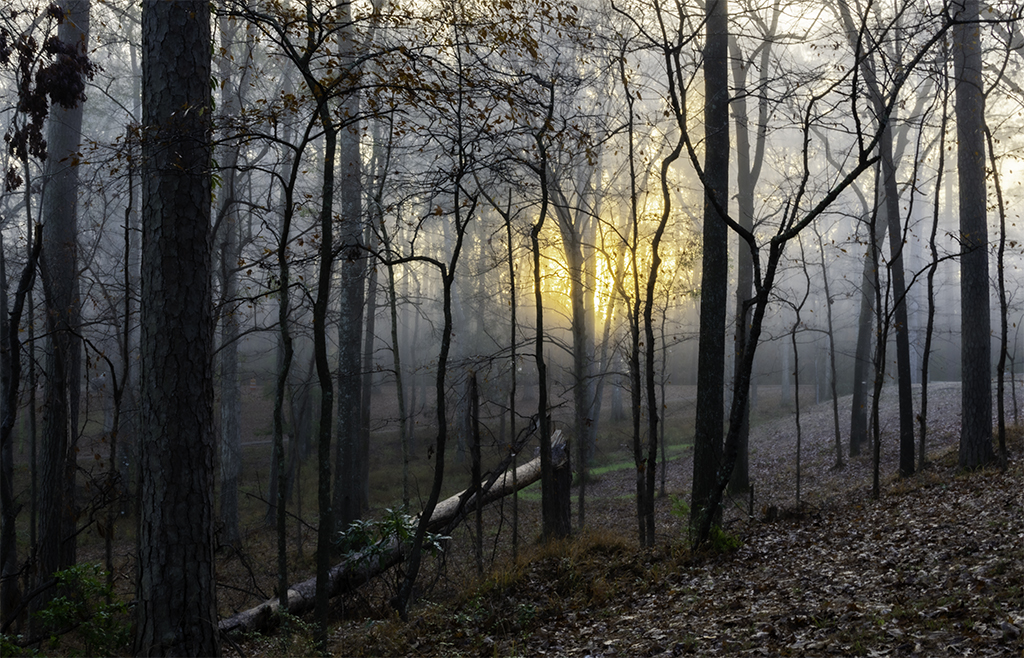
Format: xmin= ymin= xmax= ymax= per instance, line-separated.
xmin=332 ymin=453 xmax=1022 ymax=657
xmin=321 ymin=385 xmax=1023 ymax=657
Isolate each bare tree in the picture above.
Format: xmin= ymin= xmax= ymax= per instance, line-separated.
xmin=727 ymin=0 xmax=780 ymax=492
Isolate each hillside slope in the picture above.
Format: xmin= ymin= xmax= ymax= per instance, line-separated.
xmin=328 ymin=383 xmax=1024 ymax=657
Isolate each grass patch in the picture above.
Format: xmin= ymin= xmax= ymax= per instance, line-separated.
xmin=515 ymin=442 xmax=693 ymax=501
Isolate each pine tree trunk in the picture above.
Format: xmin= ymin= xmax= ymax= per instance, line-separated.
xmin=135 ymin=3 xmax=218 ymax=654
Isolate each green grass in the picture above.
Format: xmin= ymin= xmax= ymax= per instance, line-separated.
xmin=516 ymin=442 xmax=693 ymax=501
xmin=588 ymin=442 xmax=692 ymax=477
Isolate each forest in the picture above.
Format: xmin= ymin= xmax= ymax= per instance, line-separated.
xmin=0 ymin=0 xmax=1022 ymax=655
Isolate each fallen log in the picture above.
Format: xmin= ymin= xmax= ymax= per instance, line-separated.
xmin=218 ymin=431 xmax=565 ymax=637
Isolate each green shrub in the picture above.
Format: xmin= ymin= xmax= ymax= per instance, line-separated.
xmin=708 ymin=525 xmax=741 ymax=552
xmin=669 ymin=496 xmax=690 ymax=519
xmin=670 ymin=496 xmax=740 ymax=552
xmin=334 ymin=507 xmax=449 ymax=560
xmin=31 ymin=563 xmax=130 ymax=656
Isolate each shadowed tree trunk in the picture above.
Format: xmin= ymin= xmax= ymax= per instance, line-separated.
xmin=836 ymin=0 xmax=917 ymax=468
xmin=38 ymin=0 xmax=89 ymax=600
xmin=848 ymin=219 xmax=882 ymax=458
xmin=334 ymin=7 xmax=366 ymax=529
xmin=1 ymin=227 xmax=42 ymax=631
xmin=135 ymin=2 xmax=218 ymax=654
xmin=691 ymin=0 xmax=729 ymax=535
xmin=953 ymin=0 xmax=995 ymax=469
xmin=548 ymin=176 xmax=596 ymax=529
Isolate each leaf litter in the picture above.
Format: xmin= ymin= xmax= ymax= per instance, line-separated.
xmin=325 ymin=383 xmax=1023 ymax=657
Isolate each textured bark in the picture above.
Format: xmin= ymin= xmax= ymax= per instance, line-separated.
xmin=953 ymin=0 xmax=995 ymax=468
xmin=691 ymin=0 xmax=729 ymax=533
xmin=135 ymin=3 xmax=218 ymax=655
xmin=38 ymin=0 xmax=89 ymax=596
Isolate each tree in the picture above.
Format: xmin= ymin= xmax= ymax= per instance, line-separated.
xmin=727 ymin=0 xmax=780 ymax=492
xmin=532 ymin=81 xmax=572 ymax=541
xmin=691 ymin=0 xmax=729 ymax=535
xmin=834 ymin=0 xmax=917 ymax=475
xmin=37 ymin=0 xmax=89 ymax=609
xmin=811 ymin=221 xmax=844 ymax=469
xmin=333 ymin=0 xmax=367 ymax=530
xmin=1 ymin=225 xmax=42 ymax=630
xmin=134 ymin=2 xmax=218 ymax=654
xmin=214 ymin=9 xmax=250 ymax=550
xmin=0 ymin=0 xmax=93 ymax=630
xmin=667 ymin=0 xmax=954 ymax=545
xmin=918 ymin=52 xmax=950 ymax=470
xmin=953 ymin=0 xmax=995 ymax=469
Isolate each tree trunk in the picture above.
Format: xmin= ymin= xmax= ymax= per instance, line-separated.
xmin=849 ymin=217 xmax=883 ymax=457
xmin=334 ymin=82 xmax=366 ymax=529
xmin=874 ymin=81 xmax=916 ymax=479
xmin=814 ymin=226 xmax=844 ymax=469
xmin=549 ymin=178 xmax=594 ymax=530
xmin=0 ymin=234 xmax=13 ymax=630
xmin=953 ymin=0 xmax=995 ymax=468
xmin=986 ymin=127 xmax=1009 ymax=470
xmin=383 ymin=222 xmax=409 ymax=507
xmin=531 ymin=86 xmax=570 ymax=541
xmin=1 ymin=227 xmax=42 ymax=631
xmin=726 ymin=10 xmax=777 ymax=492
xmin=919 ymin=68 xmax=947 ymax=470
xmin=691 ymin=0 xmax=729 ymax=534
xmin=312 ymin=112 xmax=338 ymax=657
xmin=38 ymin=0 xmax=89 ymax=598
xmin=359 ymin=227 xmax=379 ymax=512
xmin=135 ymin=3 xmax=218 ymax=654
xmin=215 ymin=11 xmax=246 ymax=547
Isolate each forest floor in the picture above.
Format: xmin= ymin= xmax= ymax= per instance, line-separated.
xmin=15 ymin=381 xmax=1019 ymax=657
xmin=295 ymin=382 xmax=1024 ymax=657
